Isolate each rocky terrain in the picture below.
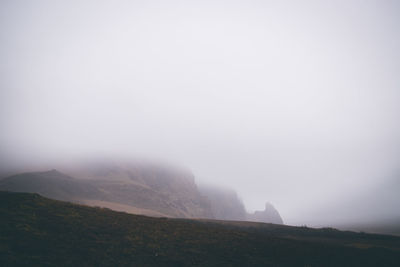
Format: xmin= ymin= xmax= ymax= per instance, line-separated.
xmin=247 ymin=202 xmax=284 ymax=224
xmin=0 ymin=161 xmax=282 ymax=223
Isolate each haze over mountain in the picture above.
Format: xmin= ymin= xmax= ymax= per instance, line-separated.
xmin=2 ymin=159 xmax=399 ymax=235
xmin=198 ymin=184 xmax=283 ymax=224
xmin=197 ymin=184 xmax=247 ymax=221
xmin=1 ymin=0 xmax=400 ymax=235
xmin=247 ymin=203 xmax=283 ymax=225
xmin=0 ymin=160 xmax=283 ymax=224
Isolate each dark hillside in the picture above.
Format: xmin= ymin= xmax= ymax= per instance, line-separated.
xmin=1 ymin=191 xmax=400 ymax=266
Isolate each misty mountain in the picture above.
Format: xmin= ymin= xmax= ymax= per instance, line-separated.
xmin=0 ymin=165 xmax=213 ymax=219
xmin=247 ymin=202 xmax=284 ymax=224
xmin=0 ymin=161 xmax=283 ymax=224
xmin=198 ymin=184 xmax=247 ymax=221
xmin=2 ymin=0 xmax=400 ymax=246
xmin=0 ymin=169 xmax=101 ymax=202
xmin=198 ymin=184 xmax=284 ymax=224
xmin=65 ymin=161 xmax=214 ymax=218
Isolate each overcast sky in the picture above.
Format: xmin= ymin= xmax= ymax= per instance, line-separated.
xmin=1 ymin=0 xmax=400 ymax=226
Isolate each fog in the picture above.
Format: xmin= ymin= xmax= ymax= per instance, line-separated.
xmin=1 ymin=0 xmax=400 ymax=227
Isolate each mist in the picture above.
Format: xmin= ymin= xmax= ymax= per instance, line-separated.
xmin=1 ymin=0 xmax=400 ymax=227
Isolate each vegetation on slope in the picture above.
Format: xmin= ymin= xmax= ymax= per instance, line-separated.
xmin=1 ymin=191 xmax=400 ymax=266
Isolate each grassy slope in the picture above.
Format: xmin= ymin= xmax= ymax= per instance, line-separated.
xmin=1 ymin=191 xmax=400 ymax=267
xmin=80 ymin=199 xmax=170 ymax=217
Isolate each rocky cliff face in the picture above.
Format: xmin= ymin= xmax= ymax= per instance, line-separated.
xmin=63 ymin=161 xmax=214 ymax=218
xmin=0 ymin=163 xmax=213 ymax=219
xmin=0 ymin=160 xmax=283 ymax=224
xmin=198 ymin=185 xmax=247 ymax=221
xmin=247 ymin=203 xmax=284 ymax=224
xmin=199 ymin=184 xmax=284 ymax=224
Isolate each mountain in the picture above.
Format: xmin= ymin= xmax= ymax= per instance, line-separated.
xmin=64 ymin=161 xmax=214 ymax=218
xmin=198 ymin=184 xmax=247 ymax=221
xmin=0 ymin=165 xmax=213 ymax=219
xmin=1 ymin=191 xmax=400 ymax=266
xmin=0 ymin=169 xmax=101 ymax=201
xmin=198 ymin=185 xmax=284 ymax=224
xmin=0 ymin=161 xmax=284 ymax=224
xmin=247 ymin=202 xmax=284 ymax=224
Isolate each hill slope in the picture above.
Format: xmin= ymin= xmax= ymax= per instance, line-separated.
xmin=1 ymin=191 xmax=400 ymax=266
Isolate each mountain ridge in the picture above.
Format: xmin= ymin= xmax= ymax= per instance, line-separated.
xmin=0 ymin=164 xmax=283 ymax=223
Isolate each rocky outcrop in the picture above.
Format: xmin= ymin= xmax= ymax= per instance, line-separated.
xmin=0 ymin=160 xmax=284 ymax=224
xmin=0 ymin=164 xmax=213 ymax=219
xmin=198 ymin=185 xmax=247 ymax=221
xmin=63 ymin=161 xmax=214 ymax=218
xmin=198 ymin=185 xmax=283 ymax=225
xmin=247 ymin=202 xmax=283 ymax=224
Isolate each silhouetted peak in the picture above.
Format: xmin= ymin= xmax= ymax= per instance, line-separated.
xmin=247 ymin=202 xmax=283 ymax=225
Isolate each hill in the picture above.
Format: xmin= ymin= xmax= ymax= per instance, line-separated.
xmin=1 ymin=191 xmax=400 ymax=266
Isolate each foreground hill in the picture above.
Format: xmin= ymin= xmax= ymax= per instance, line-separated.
xmin=1 ymin=191 xmax=400 ymax=266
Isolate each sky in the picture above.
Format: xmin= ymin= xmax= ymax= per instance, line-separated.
xmin=1 ymin=0 xmax=400 ymax=226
